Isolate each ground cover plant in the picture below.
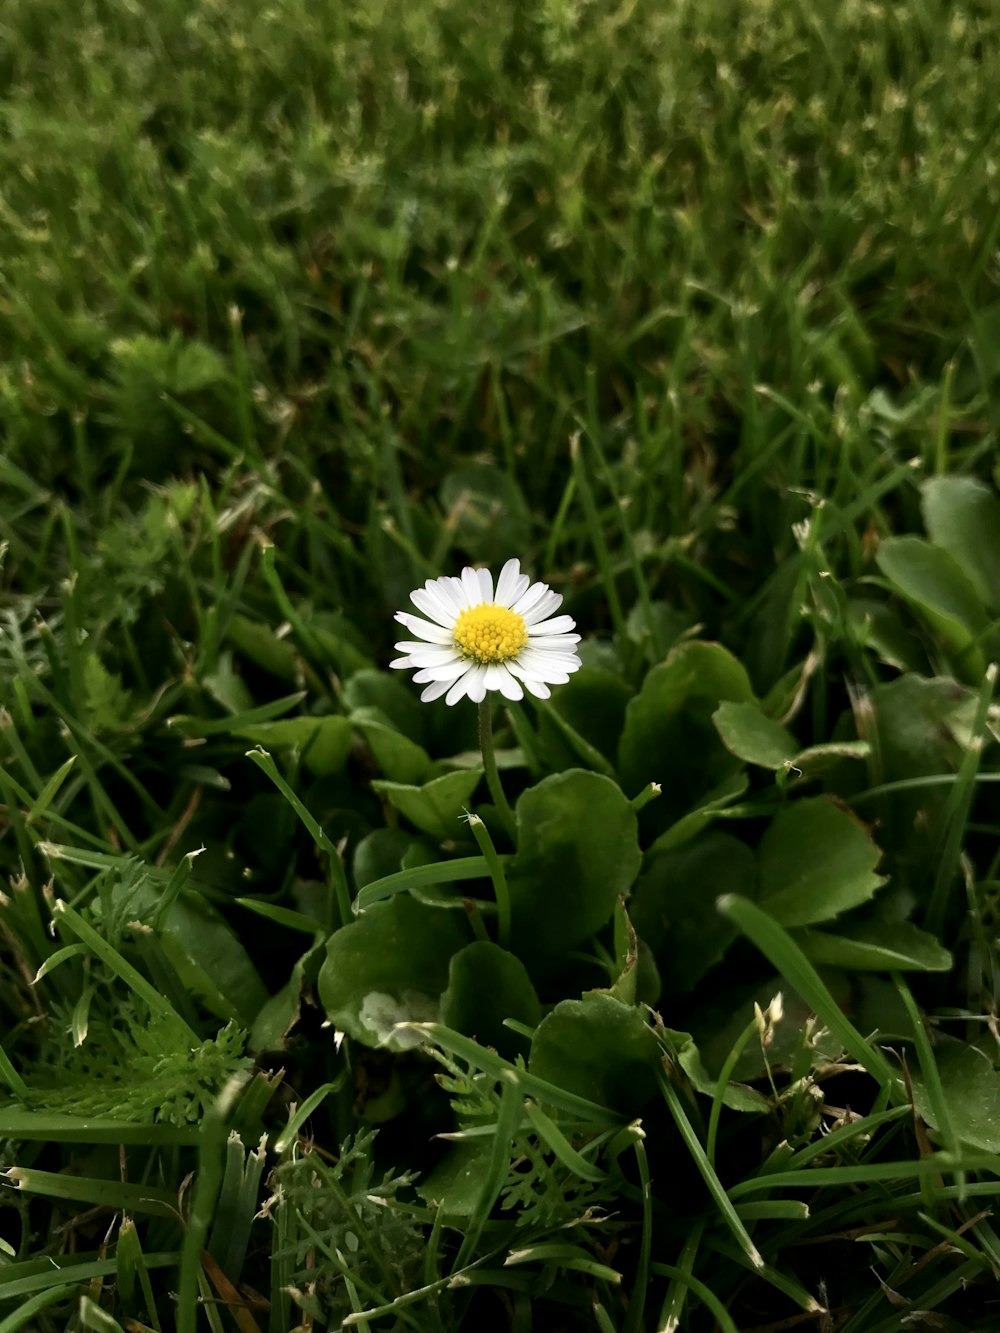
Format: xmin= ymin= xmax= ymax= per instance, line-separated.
xmin=2 ymin=0 xmax=1000 ymax=1328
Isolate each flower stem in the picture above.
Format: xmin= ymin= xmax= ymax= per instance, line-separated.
xmin=478 ymin=697 xmax=516 ymax=837
xmin=466 ymin=815 xmax=511 ymax=949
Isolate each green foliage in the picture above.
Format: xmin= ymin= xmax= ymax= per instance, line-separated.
xmin=30 ymin=1008 xmax=250 ymax=1126
xmin=268 ymin=1129 xmax=426 ymax=1327
xmin=3 ymin=0 xmax=1000 ymax=1328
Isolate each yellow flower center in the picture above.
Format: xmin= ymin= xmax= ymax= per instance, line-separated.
xmin=453 ymin=603 xmax=528 ymax=664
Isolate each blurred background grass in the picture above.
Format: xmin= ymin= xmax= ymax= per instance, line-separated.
xmin=2 ymin=0 xmax=999 ymax=622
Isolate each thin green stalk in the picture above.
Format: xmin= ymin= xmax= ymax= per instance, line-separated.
xmin=569 ymin=432 xmax=628 ymax=655
xmin=465 ymin=813 xmax=512 ymax=948
xmin=51 ymin=899 xmax=197 ymax=1038
xmin=246 ymin=747 xmax=352 ymax=928
xmin=478 ymin=697 xmax=516 ymax=836
xmin=718 ymin=895 xmax=901 ymax=1093
xmin=924 ymin=662 xmax=996 ymax=938
xmin=651 ymin=1262 xmax=739 ymax=1333
xmin=0 ymin=1042 xmax=31 ymax=1102
xmin=707 ymin=1015 xmax=760 ymax=1169
xmin=657 ymin=1069 xmax=764 ymax=1270
xmin=177 ymin=1076 xmax=248 ymax=1333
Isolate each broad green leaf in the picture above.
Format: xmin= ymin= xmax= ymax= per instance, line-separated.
xmin=343 ymin=669 xmax=426 ymax=744
xmin=318 ymin=895 xmax=470 ymax=1051
xmin=619 ymin=641 xmax=754 ymax=822
xmin=757 ymin=798 xmax=886 ymax=927
xmin=794 ymin=920 xmax=952 ymax=972
xmin=789 ymin=739 xmax=870 ymax=779
xmin=630 ymin=832 xmax=755 ymax=991
xmin=507 ymin=770 xmax=640 ymax=961
xmin=111 ymin=882 xmax=268 ymax=1026
xmin=529 ymin=994 xmax=660 ymax=1117
xmin=867 ymin=674 xmax=987 ymax=856
xmin=875 ymin=536 xmax=987 ymax=679
xmin=226 ymin=613 xmax=299 ymax=684
xmin=712 ymin=701 xmax=797 ymax=770
xmin=352 ymin=707 xmax=432 ymax=784
xmin=912 ymin=1041 xmax=1000 ymax=1153
xmin=418 ymin=1142 xmax=493 ymax=1217
xmin=371 ymin=768 xmax=483 ymax=841
xmin=538 ymin=667 xmax=632 ymax=768
xmin=235 ymin=716 xmax=352 ymax=776
xmin=847 ymin=598 xmax=927 ymax=673
xmin=353 ymin=828 xmax=422 ymax=891
xmin=922 ymin=476 xmax=1000 ymax=612
xmin=440 ymin=941 xmax=541 ymax=1059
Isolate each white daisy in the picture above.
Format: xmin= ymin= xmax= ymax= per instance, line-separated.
xmin=390 ymin=559 xmax=582 ymax=705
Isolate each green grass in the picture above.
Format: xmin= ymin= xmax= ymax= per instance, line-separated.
xmin=2 ymin=0 xmax=1000 ymax=1328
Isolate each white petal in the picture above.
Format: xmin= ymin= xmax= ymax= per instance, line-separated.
xmin=485 ymin=663 xmax=523 ymax=701
xmin=494 ymin=558 xmax=523 ymax=606
xmin=511 ymin=581 xmax=551 ymax=618
xmin=523 ymin=677 xmax=551 ymax=699
xmin=466 ymin=664 xmax=490 ymax=703
xmin=514 ymin=652 xmax=575 ymax=683
xmin=432 ymin=576 xmax=466 ymax=616
xmin=461 ymin=566 xmax=483 ymax=606
xmin=527 ymin=614 xmax=576 ymax=636
xmin=445 ymin=670 xmax=477 ymax=706
xmin=390 ymin=656 xmax=416 ymax=669
xmin=522 ymin=590 xmax=563 ymax=625
xmin=413 ymin=660 xmax=472 ymax=682
xmin=420 ymin=678 xmax=452 ymax=702
xmin=392 ymin=644 xmax=461 ymax=666
xmin=411 ymin=587 xmax=456 ymax=628
xmin=476 ymin=567 xmax=494 ymax=603
xmin=522 ymin=635 xmax=581 ymax=651
xmin=394 ymin=612 xmax=454 ymax=644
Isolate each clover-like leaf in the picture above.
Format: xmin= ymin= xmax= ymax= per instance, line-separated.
xmin=441 ymin=942 xmax=541 ymax=1059
xmin=371 ymin=768 xmax=483 ymax=841
xmin=619 ymin=641 xmax=753 ymax=822
xmin=318 ymin=895 xmax=470 ymax=1051
xmin=757 ymin=798 xmax=886 ymax=927
xmin=529 ymin=994 xmax=660 ymax=1116
xmin=794 ymin=920 xmax=951 ymax=972
xmin=507 ymin=769 xmax=640 ymax=962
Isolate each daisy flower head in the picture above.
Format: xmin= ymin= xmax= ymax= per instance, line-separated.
xmin=391 ymin=559 xmax=582 ymax=706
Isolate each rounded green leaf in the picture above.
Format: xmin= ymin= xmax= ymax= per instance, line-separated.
xmin=236 ymin=715 xmax=353 ymax=776
xmin=352 ymin=708 xmax=432 ymax=784
xmin=539 ymin=668 xmax=632 ymax=768
xmin=794 ymin=920 xmax=952 ymax=972
xmin=353 ymin=829 xmax=422 ymax=891
xmin=922 ymin=476 xmax=1000 ymax=613
xmin=619 ymin=641 xmax=753 ymax=821
xmin=757 ymin=798 xmax=886 ymax=927
xmin=529 ymin=994 xmax=660 ymax=1116
xmin=371 ymin=768 xmax=483 ymax=842
xmin=913 ymin=1041 xmax=1000 ymax=1153
xmin=630 ymin=832 xmax=755 ymax=992
xmin=343 ymin=669 xmax=426 ymax=744
xmin=440 ymin=941 xmax=541 ymax=1059
xmin=318 ymin=895 xmax=470 ymax=1051
xmin=508 ymin=770 xmax=640 ymax=960
xmin=712 ymin=701 xmax=797 ymax=770
xmin=875 ymin=536 xmax=987 ymax=679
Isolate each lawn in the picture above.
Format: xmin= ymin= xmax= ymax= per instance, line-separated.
xmin=2 ymin=0 xmax=1000 ymax=1328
